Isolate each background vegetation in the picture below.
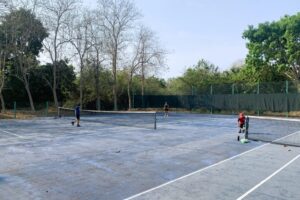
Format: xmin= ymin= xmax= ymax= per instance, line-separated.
xmin=1 ymin=0 xmax=300 ymax=114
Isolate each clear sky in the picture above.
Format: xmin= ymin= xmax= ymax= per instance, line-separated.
xmin=85 ymin=0 xmax=300 ymax=79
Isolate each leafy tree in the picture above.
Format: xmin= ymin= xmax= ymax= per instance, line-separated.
xmin=143 ymin=76 xmax=167 ymax=95
xmin=1 ymin=8 xmax=48 ymax=111
xmin=166 ymin=78 xmax=186 ymax=95
xmin=79 ymin=65 xmax=114 ymax=110
xmin=180 ymin=59 xmax=220 ymax=94
xmin=35 ymin=60 xmax=76 ymax=104
xmin=243 ymin=13 xmax=300 ymax=82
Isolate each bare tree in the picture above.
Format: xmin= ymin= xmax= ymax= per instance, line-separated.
xmin=68 ymin=9 xmax=93 ymax=107
xmin=0 ymin=65 xmax=6 ymax=113
xmin=87 ymin=14 xmax=106 ymax=110
xmin=125 ymin=39 xmax=142 ymax=110
xmin=39 ymin=0 xmax=78 ymax=108
xmin=0 ymin=31 xmax=8 ymax=112
xmin=97 ymin=0 xmax=140 ymax=110
xmin=125 ymin=26 xmax=166 ymax=109
xmin=137 ymin=26 xmax=166 ymax=97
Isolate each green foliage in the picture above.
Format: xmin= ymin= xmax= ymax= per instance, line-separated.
xmin=78 ymin=65 xmax=115 ymax=109
xmin=166 ymin=78 xmax=185 ymax=95
xmin=3 ymin=60 xmax=76 ymax=106
xmin=1 ymin=8 xmax=48 ymax=57
xmin=0 ymin=8 xmax=48 ymax=110
xmin=36 ymin=60 xmax=77 ymax=102
xmin=243 ymin=13 xmax=300 ymax=81
xmin=167 ymin=59 xmax=221 ymax=95
xmin=143 ymin=76 xmax=167 ymax=95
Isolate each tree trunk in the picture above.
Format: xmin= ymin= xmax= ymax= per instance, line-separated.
xmin=112 ymin=51 xmax=118 ymax=111
xmin=0 ymin=92 xmax=5 ymax=113
xmin=141 ymin=64 xmax=145 ymax=108
xmin=80 ymin=64 xmax=83 ymax=108
xmin=52 ymin=87 xmax=58 ymax=107
xmin=127 ymin=78 xmax=132 ymax=110
xmin=52 ymin=63 xmax=59 ymax=108
xmin=24 ymin=79 xmax=35 ymax=111
xmin=95 ymin=56 xmax=101 ymax=110
xmin=0 ymin=76 xmax=5 ymax=113
xmin=141 ymin=63 xmax=145 ymax=96
xmin=95 ymin=69 xmax=101 ymax=110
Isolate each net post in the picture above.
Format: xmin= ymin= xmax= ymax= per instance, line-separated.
xmin=154 ymin=112 xmax=157 ymax=130
xmin=245 ymin=116 xmax=249 ymax=139
xmin=13 ymin=101 xmax=16 ymax=119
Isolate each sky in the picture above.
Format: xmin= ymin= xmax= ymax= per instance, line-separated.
xmin=85 ymin=0 xmax=300 ymax=79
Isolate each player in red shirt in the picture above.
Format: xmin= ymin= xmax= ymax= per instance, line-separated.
xmin=237 ymin=112 xmax=246 ymax=141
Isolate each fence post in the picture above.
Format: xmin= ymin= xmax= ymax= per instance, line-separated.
xmin=286 ymin=80 xmax=289 ymax=118
xmin=257 ymin=82 xmax=260 ymax=116
xmin=13 ymin=101 xmax=16 ymax=119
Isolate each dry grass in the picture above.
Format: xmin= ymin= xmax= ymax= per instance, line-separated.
xmin=0 ymin=108 xmax=58 ymax=119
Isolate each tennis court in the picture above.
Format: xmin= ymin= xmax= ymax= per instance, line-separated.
xmin=0 ymin=112 xmax=299 ymax=200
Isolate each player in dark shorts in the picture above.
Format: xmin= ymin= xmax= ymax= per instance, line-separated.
xmin=75 ymin=104 xmax=80 ymax=127
xmin=164 ymin=102 xmax=169 ymax=117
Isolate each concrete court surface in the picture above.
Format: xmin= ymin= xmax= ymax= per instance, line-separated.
xmin=0 ymin=113 xmax=298 ymax=200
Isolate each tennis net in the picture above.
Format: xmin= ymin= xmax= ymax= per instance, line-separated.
xmin=58 ymin=107 xmax=157 ymax=129
xmin=247 ymin=116 xmax=300 ymax=147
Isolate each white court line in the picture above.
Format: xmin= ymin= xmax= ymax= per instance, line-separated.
xmin=236 ymin=154 xmax=300 ymax=200
xmin=124 ymin=143 xmax=267 ymax=200
xmin=0 ymin=129 xmax=24 ymax=138
xmin=249 ymin=115 xmax=300 ymax=122
xmin=125 ymin=128 xmax=300 ymax=200
xmin=273 ymin=130 xmax=300 ymax=142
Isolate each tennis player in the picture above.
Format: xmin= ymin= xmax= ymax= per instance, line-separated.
xmin=75 ymin=104 xmax=80 ymax=127
xmin=164 ymin=102 xmax=169 ymax=117
xmin=237 ymin=112 xmax=245 ymax=141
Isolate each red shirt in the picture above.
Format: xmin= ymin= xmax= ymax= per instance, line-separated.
xmin=238 ymin=116 xmax=245 ymax=124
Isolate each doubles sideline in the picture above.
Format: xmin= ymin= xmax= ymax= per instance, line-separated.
xmin=124 ymin=143 xmax=267 ymax=200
